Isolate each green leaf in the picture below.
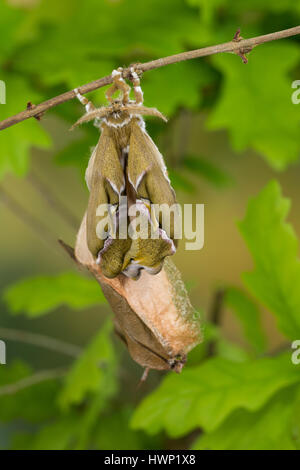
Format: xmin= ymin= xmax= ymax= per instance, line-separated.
xmin=0 ymin=74 xmax=51 ymax=180
xmin=11 ymin=395 xmax=106 ymax=450
xmin=131 ymin=353 xmax=299 ymax=437
xmin=59 ymin=321 xmax=118 ymax=409
xmin=0 ymin=2 xmax=26 ymax=65
xmin=216 ymin=338 xmax=251 ymax=363
xmin=186 ymin=322 xmax=250 ymax=366
xmin=0 ymin=361 xmax=59 ymax=423
xmin=54 ymin=133 xmax=95 ymax=182
xmin=12 ymin=415 xmax=79 ymax=450
xmin=208 ymin=43 xmax=300 ymax=169
xmin=186 ymin=0 xmax=228 ymax=42
xmin=142 ymin=61 xmax=213 ymax=116
xmin=192 ymin=384 xmax=300 ymax=450
xmin=15 ymin=0 xmax=204 ymax=89
xmin=229 ymin=0 xmax=300 ymax=15
xmin=3 ymin=271 xmax=106 ymax=317
xmin=225 ymin=287 xmax=267 ymax=354
xmin=239 ymin=181 xmax=300 ymax=339
xmin=183 ymin=155 xmax=233 ymax=188
xmin=93 ymin=406 xmax=160 ymax=450
xmin=168 ymin=168 xmax=196 ymax=193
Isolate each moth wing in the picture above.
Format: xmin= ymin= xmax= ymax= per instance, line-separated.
xmin=128 ymin=120 xmax=177 ymax=240
xmin=101 ymin=283 xmax=172 ymax=370
xmin=90 ymin=125 xmax=125 ymax=199
xmin=86 ymin=125 xmax=125 ymax=258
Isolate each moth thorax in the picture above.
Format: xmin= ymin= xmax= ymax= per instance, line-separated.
xmin=109 ymin=122 xmax=131 ymax=150
xmin=104 ymin=108 xmax=131 ymax=127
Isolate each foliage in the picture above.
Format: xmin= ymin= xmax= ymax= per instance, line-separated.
xmin=239 ymin=181 xmax=300 ymax=339
xmin=132 ymin=181 xmax=300 ymax=449
xmin=58 ymin=320 xmax=117 ymax=409
xmin=3 ymin=272 xmax=106 ymax=317
xmin=224 ymin=287 xmax=266 ymax=354
xmin=0 ymin=0 xmax=300 ymax=451
xmin=1 ymin=0 xmax=299 ymax=179
xmin=192 ymin=385 xmax=300 ymax=450
xmin=208 ymin=44 xmax=300 ymax=169
xmin=131 ymin=353 xmax=300 ymax=436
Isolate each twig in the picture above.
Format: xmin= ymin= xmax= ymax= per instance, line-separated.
xmin=28 ymin=169 xmax=80 ymax=230
xmin=0 ymin=26 xmax=299 ymax=130
xmin=0 ymin=367 xmax=67 ymax=396
xmin=0 ymin=327 xmax=82 ymax=358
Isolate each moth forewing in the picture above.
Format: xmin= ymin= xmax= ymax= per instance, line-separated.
xmin=128 ymin=119 xmax=177 ymax=240
xmin=128 ymin=120 xmax=175 ymax=199
xmin=73 ymin=69 xmax=178 ymax=279
xmin=102 ymin=283 xmax=173 ymax=371
xmin=86 ymin=124 xmax=125 ymax=259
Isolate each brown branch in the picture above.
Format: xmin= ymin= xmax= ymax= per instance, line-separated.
xmin=0 ymin=26 xmax=299 ymax=131
xmin=0 ymin=327 xmax=82 ymax=358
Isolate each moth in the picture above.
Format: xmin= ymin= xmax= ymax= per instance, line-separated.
xmin=70 ymin=216 xmax=202 ymax=376
xmin=73 ymin=67 xmax=177 ymax=279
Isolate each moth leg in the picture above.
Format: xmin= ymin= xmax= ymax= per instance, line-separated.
xmin=105 ymin=82 xmax=118 ymax=104
xmin=138 ymin=367 xmax=150 ymax=387
xmin=74 ymin=88 xmax=101 ymax=128
xmin=130 ymin=66 xmax=143 ymax=105
xmin=106 ymin=67 xmax=131 ymax=105
xmin=74 ymin=88 xmax=96 ymax=113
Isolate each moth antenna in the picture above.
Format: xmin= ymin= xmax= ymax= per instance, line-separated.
xmin=106 ymin=67 xmax=131 ymax=105
xmin=128 ymin=105 xmax=168 ymax=122
xmin=70 ymin=107 xmax=108 ymax=129
xmin=130 ymin=66 xmax=143 ymax=105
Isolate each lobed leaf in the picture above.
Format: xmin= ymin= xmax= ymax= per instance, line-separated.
xmin=3 ymin=271 xmax=106 ymax=317
xmin=131 ymin=352 xmax=299 ymax=436
xmin=58 ymin=321 xmax=118 ymax=409
xmin=239 ymin=181 xmax=300 ymax=339
xmin=225 ymin=286 xmax=267 ymax=354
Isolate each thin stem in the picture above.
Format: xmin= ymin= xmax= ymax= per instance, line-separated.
xmin=0 ymin=26 xmax=299 ymax=130
xmin=28 ymin=169 xmax=80 ymax=230
xmin=0 ymin=327 xmax=82 ymax=358
xmin=207 ymin=288 xmax=226 ymax=357
xmin=0 ymin=368 xmax=67 ymax=396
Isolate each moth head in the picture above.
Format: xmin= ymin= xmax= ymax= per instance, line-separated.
xmin=71 ymin=101 xmax=130 ymax=129
xmin=169 ymin=354 xmax=187 ymax=373
xmin=105 ymin=100 xmax=132 ymax=125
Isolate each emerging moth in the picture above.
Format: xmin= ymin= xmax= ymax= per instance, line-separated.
xmin=73 ymin=67 xmax=177 ymax=279
xmin=71 ymin=217 xmax=202 ymax=375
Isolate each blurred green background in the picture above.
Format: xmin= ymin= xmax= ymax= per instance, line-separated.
xmin=0 ymin=0 xmax=300 ymax=450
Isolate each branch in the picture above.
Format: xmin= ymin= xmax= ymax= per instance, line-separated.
xmin=0 ymin=26 xmax=299 ymax=131
xmin=0 ymin=327 xmax=82 ymax=358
